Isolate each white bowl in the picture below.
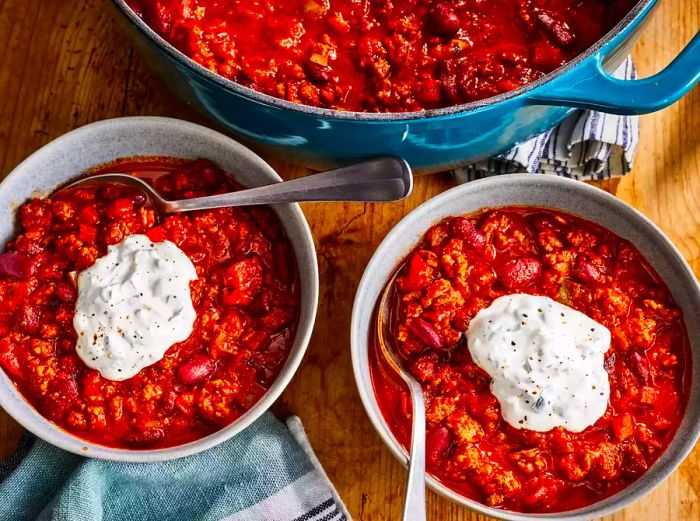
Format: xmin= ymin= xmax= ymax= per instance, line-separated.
xmin=0 ymin=117 xmax=319 ymax=461
xmin=351 ymin=174 xmax=700 ymax=520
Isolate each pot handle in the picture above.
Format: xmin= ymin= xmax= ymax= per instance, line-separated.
xmin=529 ymin=31 xmax=700 ymax=115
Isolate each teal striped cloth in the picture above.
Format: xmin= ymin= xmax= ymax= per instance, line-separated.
xmin=0 ymin=413 xmax=349 ymax=521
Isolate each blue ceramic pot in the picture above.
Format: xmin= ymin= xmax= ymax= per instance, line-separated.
xmin=110 ymin=0 xmax=699 ymax=172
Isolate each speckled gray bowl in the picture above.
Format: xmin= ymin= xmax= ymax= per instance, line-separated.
xmin=0 ymin=117 xmax=319 ymax=461
xmin=351 ymin=175 xmax=700 ymax=520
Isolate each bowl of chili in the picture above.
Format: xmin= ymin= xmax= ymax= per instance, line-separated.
xmin=351 ymin=175 xmax=700 ymax=518
xmin=107 ymin=0 xmax=700 ymax=171
xmin=0 ymin=117 xmax=319 ymax=461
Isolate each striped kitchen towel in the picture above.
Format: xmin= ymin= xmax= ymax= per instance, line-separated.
xmin=0 ymin=412 xmax=349 ymax=521
xmin=454 ymin=56 xmax=639 ymax=182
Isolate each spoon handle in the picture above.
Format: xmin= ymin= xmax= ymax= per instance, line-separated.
xmin=403 ymin=378 xmax=427 ymax=521
xmin=167 ymin=157 xmax=412 ymax=211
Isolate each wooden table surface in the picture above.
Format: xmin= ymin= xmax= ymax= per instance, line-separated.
xmin=0 ymin=1 xmax=698 ymax=519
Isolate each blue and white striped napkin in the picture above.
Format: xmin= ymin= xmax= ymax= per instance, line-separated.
xmin=0 ymin=413 xmax=349 ymax=521
xmin=454 ymin=57 xmax=639 ymax=182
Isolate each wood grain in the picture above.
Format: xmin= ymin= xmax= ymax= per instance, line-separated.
xmin=0 ymin=0 xmax=698 ymax=519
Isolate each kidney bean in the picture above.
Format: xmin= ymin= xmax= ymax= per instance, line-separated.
xmin=125 ymin=428 xmax=165 ymax=447
xmin=426 ymin=426 xmax=452 ymax=465
xmin=0 ymin=252 xmax=34 ymax=279
xmin=430 ymin=3 xmax=460 ymax=36
xmin=176 ymin=354 xmax=215 ymax=385
xmin=534 ymin=9 xmax=575 ymax=47
xmin=629 ymin=351 xmax=651 ymax=385
xmin=498 ymin=257 xmax=542 ymax=289
xmin=449 ymin=217 xmax=486 ymax=251
xmin=409 ymin=318 xmax=443 ymax=349
xmin=306 ymin=61 xmax=331 ymax=84
xmin=573 ymin=255 xmax=605 ymax=284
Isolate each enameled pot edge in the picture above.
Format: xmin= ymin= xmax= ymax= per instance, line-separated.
xmin=101 ymin=1 xmax=697 ymax=170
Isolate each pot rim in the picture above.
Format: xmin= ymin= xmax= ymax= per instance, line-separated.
xmin=110 ymin=0 xmax=652 ymax=122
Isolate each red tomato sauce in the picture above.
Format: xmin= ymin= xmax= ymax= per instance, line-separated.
xmin=0 ymin=159 xmax=300 ymax=449
xmin=126 ymin=0 xmax=637 ymax=112
xmin=370 ymin=207 xmax=690 ymax=512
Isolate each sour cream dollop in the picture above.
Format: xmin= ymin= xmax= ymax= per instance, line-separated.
xmin=467 ymin=294 xmax=611 ymax=432
xmin=73 ymin=234 xmax=198 ymax=381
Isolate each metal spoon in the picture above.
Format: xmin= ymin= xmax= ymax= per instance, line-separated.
xmin=61 ymin=157 xmax=412 ymax=212
xmin=376 ymin=271 xmax=426 ymax=521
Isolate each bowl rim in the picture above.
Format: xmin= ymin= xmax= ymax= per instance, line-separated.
xmin=109 ymin=0 xmax=652 ymax=122
xmin=350 ymin=174 xmax=700 ymax=520
xmin=0 ymin=116 xmax=320 ymax=462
